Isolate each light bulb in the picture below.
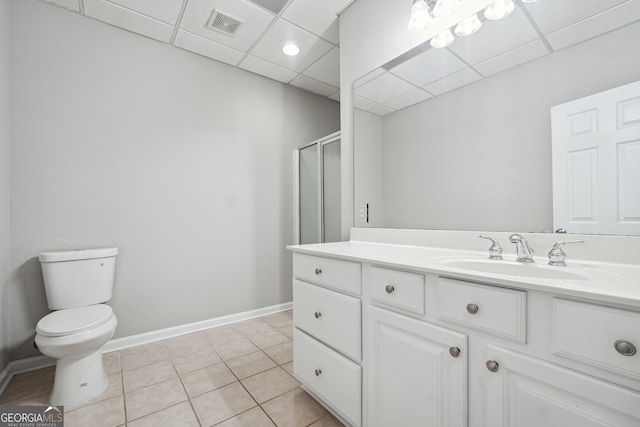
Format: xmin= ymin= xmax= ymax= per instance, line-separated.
xmin=455 ymin=13 xmax=482 ymax=36
xmin=432 ymin=0 xmax=461 ymax=17
xmin=484 ymin=0 xmax=515 ymax=20
xmin=430 ymin=28 xmax=454 ymax=48
xmin=282 ymin=44 xmax=300 ymax=56
xmin=408 ymin=0 xmax=432 ymax=32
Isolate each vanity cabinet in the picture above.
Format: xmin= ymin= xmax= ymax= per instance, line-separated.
xmin=290 ymin=249 xmax=640 ymax=427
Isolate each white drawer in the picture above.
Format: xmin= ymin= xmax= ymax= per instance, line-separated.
xmin=437 ymin=277 xmax=527 ymax=342
xmin=293 ymin=279 xmax=361 ymax=361
xmin=294 ymin=328 xmax=362 ymax=427
xmin=369 ymin=266 xmax=425 ymax=315
xmin=552 ymin=299 xmax=640 ymax=380
xmin=293 ymin=253 xmax=361 ymax=296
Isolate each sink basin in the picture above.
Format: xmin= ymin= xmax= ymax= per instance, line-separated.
xmin=439 ymin=258 xmax=589 ymax=280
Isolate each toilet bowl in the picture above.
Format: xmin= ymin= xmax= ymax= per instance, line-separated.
xmin=35 ymin=304 xmax=118 ymax=407
xmin=36 ymin=247 xmax=119 ymax=408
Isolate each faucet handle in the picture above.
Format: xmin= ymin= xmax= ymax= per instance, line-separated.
xmin=548 ymin=240 xmax=584 ymax=266
xmin=479 ymin=236 xmax=503 ymax=260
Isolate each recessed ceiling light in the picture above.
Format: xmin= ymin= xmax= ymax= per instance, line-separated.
xmin=282 ymin=43 xmax=300 ymax=56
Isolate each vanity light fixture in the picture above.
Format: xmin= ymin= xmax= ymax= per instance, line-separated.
xmin=430 ymin=28 xmax=455 ymax=48
xmin=282 ymin=43 xmax=300 ymax=56
xmin=484 ymin=0 xmax=515 ymax=20
xmin=454 ymin=13 xmax=482 ymax=36
xmin=408 ymin=0 xmax=433 ymax=31
xmin=432 ymin=0 xmax=461 ymax=17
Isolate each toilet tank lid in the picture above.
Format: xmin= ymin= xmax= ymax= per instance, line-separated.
xmin=39 ymin=247 xmax=118 ymax=263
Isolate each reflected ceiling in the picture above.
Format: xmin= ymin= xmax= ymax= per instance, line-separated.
xmin=354 ymin=0 xmax=640 ymax=115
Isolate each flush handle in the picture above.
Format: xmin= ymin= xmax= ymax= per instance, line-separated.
xmin=466 ymin=303 xmax=479 ymax=314
xmin=614 ymin=340 xmax=636 ymax=356
xmin=314 ymin=311 xmax=322 ymax=319
xmin=385 ymin=285 xmax=395 ymax=294
xmin=315 ymin=369 xmax=322 ymax=376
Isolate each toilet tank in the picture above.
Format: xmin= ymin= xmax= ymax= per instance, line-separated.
xmin=39 ymin=248 xmax=118 ymax=310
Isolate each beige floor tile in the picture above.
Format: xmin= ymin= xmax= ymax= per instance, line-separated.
xmin=172 ymin=349 xmax=222 ymax=375
xmin=214 ymin=406 xmax=276 ymax=427
xmin=281 ymin=361 xmax=294 ymax=376
xmin=249 ymin=329 xmax=290 ymax=349
xmin=8 ymin=392 xmax=51 ymax=406
xmin=121 ymin=342 xmax=169 ymax=371
xmin=123 ymin=359 xmax=176 ymax=392
xmin=191 ymin=382 xmax=257 ymax=427
xmin=241 ymin=367 xmax=299 ymax=404
xmin=261 ymin=388 xmax=328 ymax=427
xmin=211 ymin=337 xmax=259 ymax=361
xmin=234 ymin=320 xmax=275 ymax=337
xmin=263 ymin=341 xmax=293 ymax=365
xmin=164 ymin=333 xmax=212 ymax=359
xmin=65 ymin=395 xmax=125 ymax=427
xmin=204 ymin=325 xmax=246 ymax=345
xmin=225 ymin=351 xmax=276 ymax=379
xmin=309 ymin=412 xmax=346 ymax=426
xmin=127 ymin=401 xmax=199 ymax=427
xmin=180 ymin=363 xmax=237 ymax=398
xmin=262 ymin=311 xmax=293 ymax=329
xmin=103 ymin=351 xmax=121 ymax=375
xmin=124 ymin=377 xmax=187 ymax=421
xmin=0 ymin=366 xmax=55 ymax=404
xmin=279 ymin=325 xmax=294 ymax=339
xmin=71 ymin=373 xmax=123 ymax=410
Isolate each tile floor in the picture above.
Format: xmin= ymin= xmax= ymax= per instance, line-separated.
xmin=0 ymin=310 xmax=344 ymax=427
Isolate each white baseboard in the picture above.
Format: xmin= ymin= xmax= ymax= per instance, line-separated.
xmin=0 ymin=302 xmax=292 ymax=397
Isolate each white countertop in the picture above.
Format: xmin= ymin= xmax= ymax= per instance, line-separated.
xmin=288 ymin=240 xmax=640 ymax=308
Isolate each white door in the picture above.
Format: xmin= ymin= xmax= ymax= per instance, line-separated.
xmin=366 ymin=306 xmax=467 ymax=427
xmin=551 ymin=80 xmax=640 ymax=235
xmin=484 ymin=345 xmax=640 ymax=426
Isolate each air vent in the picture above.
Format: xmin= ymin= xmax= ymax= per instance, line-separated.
xmin=206 ymin=10 xmax=244 ymax=36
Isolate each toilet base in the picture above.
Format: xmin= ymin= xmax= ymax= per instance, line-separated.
xmin=50 ymin=349 xmax=108 ymax=407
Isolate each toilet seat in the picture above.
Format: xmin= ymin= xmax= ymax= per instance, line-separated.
xmin=37 ymin=304 xmax=114 ymax=337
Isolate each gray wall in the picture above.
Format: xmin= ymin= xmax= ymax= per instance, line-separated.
xmin=5 ymin=0 xmax=339 ymax=366
xmin=0 ymin=0 xmax=11 ymax=371
xmin=379 ymin=22 xmax=640 ymax=231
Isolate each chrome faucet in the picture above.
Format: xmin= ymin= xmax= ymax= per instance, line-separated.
xmin=509 ymin=234 xmax=535 ymax=263
xmin=479 ymin=236 xmax=503 ymax=260
xmin=548 ymin=240 xmax=584 ymax=266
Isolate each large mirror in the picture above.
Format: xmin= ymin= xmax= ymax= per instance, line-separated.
xmin=353 ymin=0 xmax=640 ymax=235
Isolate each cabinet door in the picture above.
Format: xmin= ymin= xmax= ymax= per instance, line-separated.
xmin=367 ymin=306 xmax=467 ymax=427
xmin=484 ymin=345 xmax=640 ymax=426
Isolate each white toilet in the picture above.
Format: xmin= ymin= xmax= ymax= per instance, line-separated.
xmin=35 ymin=247 xmax=119 ymax=407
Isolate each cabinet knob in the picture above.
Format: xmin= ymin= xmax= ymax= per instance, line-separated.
xmin=314 ymin=311 xmax=322 ymax=319
xmin=466 ymin=303 xmax=479 ymax=314
xmin=315 ymin=369 xmax=322 ymax=376
xmin=315 ymin=268 xmax=322 ymax=275
xmin=614 ymin=340 xmax=636 ymax=356
xmin=385 ymin=285 xmax=395 ymax=294
xmin=486 ymin=360 xmax=499 ymax=373
xmin=449 ymin=347 xmax=461 ymax=358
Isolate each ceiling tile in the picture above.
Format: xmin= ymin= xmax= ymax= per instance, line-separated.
xmin=544 ymin=1 xmax=640 ymax=51
xmin=384 ymin=89 xmax=432 ymax=111
xmin=354 ymin=95 xmax=378 ymax=111
xmin=473 ymin=39 xmax=549 ymax=77
xmin=369 ymin=104 xmax=395 ymax=116
xmin=250 ymin=19 xmax=333 ymax=73
xmin=423 ymin=68 xmax=482 ymax=96
xmin=302 ymin=47 xmax=340 ymax=87
xmin=289 ymin=75 xmax=339 ymax=97
xmin=282 ymin=0 xmax=350 ymax=42
xmin=83 ymin=0 xmax=175 ymax=43
xmin=180 ymin=0 xmax=275 ymax=52
xmin=246 ymin=0 xmax=289 ymax=15
xmin=522 ymin=0 xmax=628 ymax=35
xmin=448 ymin=6 xmax=539 ymax=65
xmin=239 ymin=55 xmax=298 ymax=83
xmin=174 ymin=30 xmax=244 ymax=66
xmin=106 ymin=0 xmax=184 ymax=24
xmin=389 ymin=47 xmax=467 ymax=87
xmin=43 ymin=0 xmax=80 ymax=12
xmin=355 ymin=68 xmax=386 ymax=88
xmin=354 ymin=72 xmax=416 ymax=104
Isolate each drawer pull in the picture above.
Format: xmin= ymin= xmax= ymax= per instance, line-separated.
xmin=449 ymin=347 xmax=461 ymax=358
xmin=314 ymin=311 xmax=322 ymax=319
xmin=466 ymin=303 xmax=479 ymax=314
xmin=486 ymin=360 xmax=499 ymax=373
xmin=314 ymin=268 xmax=322 ymax=275
xmin=614 ymin=340 xmax=637 ymax=356
xmin=315 ymin=368 xmax=322 ymax=376
xmin=385 ymin=285 xmax=395 ymax=294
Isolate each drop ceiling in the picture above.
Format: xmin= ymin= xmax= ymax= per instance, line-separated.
xmin=354 ymin=0 xmax=640 ymax=116
xmin=40 ymin=0 xmax=356 ymax=101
